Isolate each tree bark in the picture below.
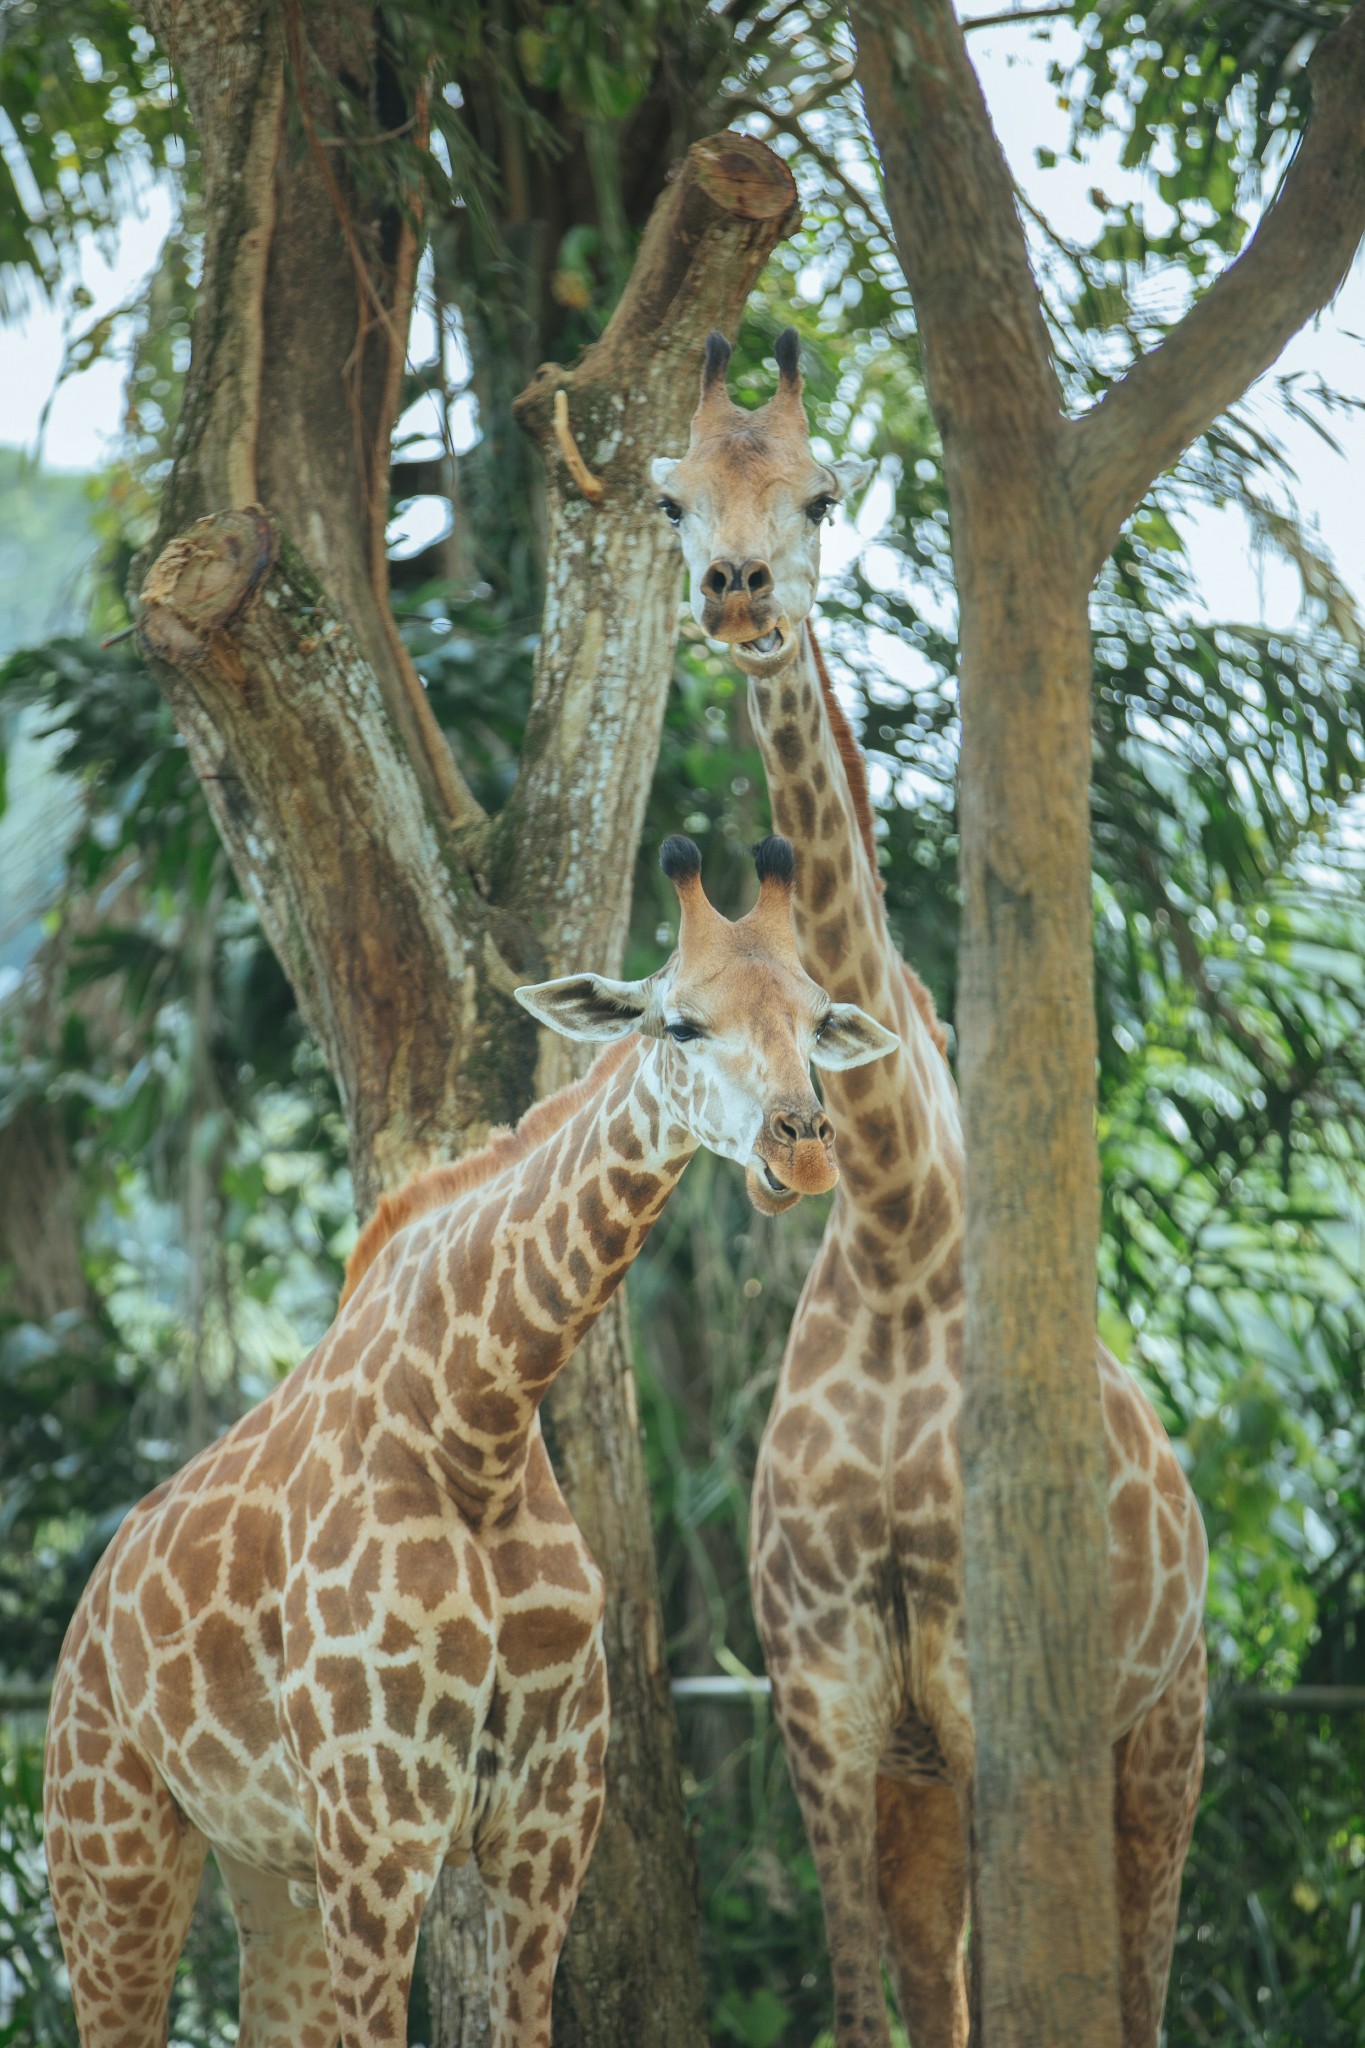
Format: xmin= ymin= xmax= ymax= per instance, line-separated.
xmin=129 ymin=4 xmax=797 ymax=2030
xmin=852 ymin=4 xmax=1124 ymax=2042
xmin=852 ymin=0 xmax=1365 ymax=2040
xmin=143 ymin=0 xmax=478 ymax=832
xmin=0 ymin=1106 xmax=93 ymax=1325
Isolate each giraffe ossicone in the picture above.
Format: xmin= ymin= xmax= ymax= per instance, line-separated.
xmin=652 ymin=332 xmax=1209 ymax=2048
xmin=43 ymin=833 xmax=894 ymax=2048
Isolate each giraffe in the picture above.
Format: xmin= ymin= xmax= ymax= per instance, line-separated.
xmin=650 ymin=333 xmax=1209 ymax=2047
xmin=42 ymin=831 xmax=897 ymax=2048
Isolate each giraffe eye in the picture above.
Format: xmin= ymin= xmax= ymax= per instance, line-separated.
xmin=666 ymin=1020 xmax=703 ymax=1043
xmin=806 ymin=494 xmax=835 ymax=526
xmin=658 ymin=496 xmax=683 ymax=526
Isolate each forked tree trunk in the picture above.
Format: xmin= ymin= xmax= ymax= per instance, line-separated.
xmin=851 ymin=0 xmax=1365 ymax=2040
xmin=132 ymin=5 xmax=797 ymax=2039
xmin=852 ymin=12 xmax=1122 ymax=2034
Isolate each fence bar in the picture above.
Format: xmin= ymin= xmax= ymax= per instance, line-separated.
xmin=670 ymin=1676 xmax=772 ymax=1702
xmin=1229 ymin=1685 xmax=1365 ymax=1713
xmin=6 ymin=1679 xmax=1364 ymax=1718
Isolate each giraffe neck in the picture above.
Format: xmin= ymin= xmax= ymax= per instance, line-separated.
xmin=351 ymin=1040 xmax=694 ymax=1517
xmin=747 ymin=624 xmax=964 ymax=1253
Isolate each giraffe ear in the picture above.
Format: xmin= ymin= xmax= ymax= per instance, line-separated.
xmin=515 ymin=974 xmax=651 ymax=1043
xmin=827 ymin=457 xmax=874 ymax=500
xmin=811 ymin=1003 xmax=900 ymax=1071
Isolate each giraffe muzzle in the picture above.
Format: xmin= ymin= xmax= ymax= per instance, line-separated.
xmin=778 ymin=1135 xmax=839 ymax=1196
xmin=701 ymin=592 xmax=796 ymax=675
xmin=747 ymin=1118 xmax=839 ymax=1215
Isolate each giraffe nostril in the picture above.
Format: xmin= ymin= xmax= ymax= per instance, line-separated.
xmin=772 ymin=1112 xmax=801 ymax=1147
xmin=703 ymin=560 xmax=736 ymax=601
xmin=741 ymin=558 xmax=774 ymax=597
xmin=814 ymin=1114 xmax=834 ymax=1147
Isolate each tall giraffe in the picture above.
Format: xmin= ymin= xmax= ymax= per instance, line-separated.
xmin=650 ymin=336 xmax=1208 ymax=2047
xmin=43 ymin=833 xmax=896 ymax=2048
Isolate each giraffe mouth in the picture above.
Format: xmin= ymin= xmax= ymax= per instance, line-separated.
xmin=745 ymin=1157 xmax=804 ymax=1216
xmin=731 ymin=618 xmax=795 ymax=676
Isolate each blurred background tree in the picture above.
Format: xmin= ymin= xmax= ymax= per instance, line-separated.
xmin=2 ymin=0 xmax=1363 ymax=2043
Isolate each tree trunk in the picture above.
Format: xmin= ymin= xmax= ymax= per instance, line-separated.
xmin=130 ymin=4 xmax=796 ymax=2031
xmin=851 ymin=6 xmax=1123 ymax=2040
xmin=440 ymin=130 xmax=801 ymax=2048
xmin=852 ymin=0 xmax=1365 ymax=2037
xmin=953 ymin=528 xmax=1122 ymax=2047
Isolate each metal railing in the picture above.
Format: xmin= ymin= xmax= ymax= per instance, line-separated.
xmin=4 ymin=1679 xmax=1365 ymax=1716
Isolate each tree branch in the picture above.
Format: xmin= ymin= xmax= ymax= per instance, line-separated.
xmin=849 ymin=0 xmax=1065 ymax=481
xmin=506 ymin=132 xmax=800 ymax=1013
xmin=962 ymin=4 xmax=1071 ymax=27
xmin=1067 ymin=0 xmax=1365 ymax=578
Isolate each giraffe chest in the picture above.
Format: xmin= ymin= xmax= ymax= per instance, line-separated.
xmin=97 ymin=1417 xmax=608 ymax=1885
xmin=755 ymin=1269 xmax=967 ymax=1608
xmin=755 ymin=1251 xmax=1207 ymax=1744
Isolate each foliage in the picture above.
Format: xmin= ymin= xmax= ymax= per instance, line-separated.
xmin=1066 ymin=0 xmax=1355 ymax=239
xmin=0 ymin=2 xmax=181 ymax=317
xmin=0 ymin=453 xmax=100 ymax=658
xmin=1173 ymin=1697 xmax=1365 ymax=2046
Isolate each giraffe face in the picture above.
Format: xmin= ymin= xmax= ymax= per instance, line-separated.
xmin=650 ymin=329 xmax=872 ymax=680
xmin=516 ymin=837 xmax=897 ymax=1215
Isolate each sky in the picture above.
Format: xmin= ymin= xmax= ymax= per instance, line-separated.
xmin=0 ymin=17 xmax=1360 ymax=631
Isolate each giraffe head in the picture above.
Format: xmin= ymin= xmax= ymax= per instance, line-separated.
xmin=649 ymin=328 xmax=872 ymax=680
xmin=516 ymin=835 xmax=897 ymax=1214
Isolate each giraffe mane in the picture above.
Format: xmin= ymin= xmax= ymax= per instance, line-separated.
xmin=806 ymin=625 xmax=948 ymax=1061
xmin=339 ymin=1037 xmax=638 ymax=1308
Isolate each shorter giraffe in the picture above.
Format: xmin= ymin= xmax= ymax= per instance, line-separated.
xmin=44 ymin=834 xmax=896 ymax=2048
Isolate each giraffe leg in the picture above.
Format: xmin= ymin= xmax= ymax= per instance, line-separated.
xmin=478 ymin=1682 xmax=608 ymax=2048
xmin=1113 ymin=1633 xmax=1207 ymax=2048
xmin=312 ymin=1822 xmax=441 ymax=2048
xmin=44 ymin=1681 xmax=207 ymax=2048
xmin=875 ymin=1776 xmax=970 ymax=2048
xmin=779 ymin=1724 xmax=889 ymax=2048
xmin=481 ymin=1807 xmax=602 ymax=2048
xmin=215 ymin=1852 xmax=339 ymax=2048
